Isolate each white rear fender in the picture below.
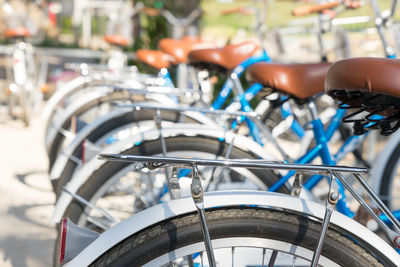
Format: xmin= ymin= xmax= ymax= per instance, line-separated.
xmin=42 ymin=75 xmax=92 ymax=124
xmin=64 ymin=191 xmax=400 ymax=266
xmin=50 ymin=108 xmax=136 ymax=179
xmin=45 ymin=88 xmax=182 ymax=153
xmin=51 ymin=124 xmax=274 ymax=223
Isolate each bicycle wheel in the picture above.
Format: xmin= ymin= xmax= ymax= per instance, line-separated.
xmin=64 ymin=136 xmax=284 ymax=225
xmin=378 ymin=140 xmax=400 ymax=210
xmin=54 ymin=136 xmax=284 ymax=265
xmin=91 ymin=207 xmax=387 ymax=266
xmin=52 ymin=109 xmax=197 ymax=196
xmin=47 ymin=89 xmax=145 ymax=170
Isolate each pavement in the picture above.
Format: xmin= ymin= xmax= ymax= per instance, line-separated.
xmin=0 ymin=108 xmax=55 ymax=267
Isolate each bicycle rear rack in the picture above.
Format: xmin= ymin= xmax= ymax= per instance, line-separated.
xmin=99 ymin=154 xmax=400 ymax=267
xmin=113 ymin=102 xmax=292 ymax=162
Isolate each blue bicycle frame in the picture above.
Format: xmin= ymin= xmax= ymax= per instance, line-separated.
xmin=267 ymin=108 xmax=360 ymax=217
xmin=157 ymin=47 xmax=393 ymax=222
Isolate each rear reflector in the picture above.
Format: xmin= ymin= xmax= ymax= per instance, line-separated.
xmin=59 ymin=217 xmax=68 ymax=264
xmin=58 ymin=217 xmax=99 ymax=264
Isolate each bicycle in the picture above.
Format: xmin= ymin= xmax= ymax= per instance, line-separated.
xmin=2 ymin=2 xmax=41 ymax=126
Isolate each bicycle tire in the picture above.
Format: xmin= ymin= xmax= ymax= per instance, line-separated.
xmin=91 ymin=207 xmax=388 ymax=266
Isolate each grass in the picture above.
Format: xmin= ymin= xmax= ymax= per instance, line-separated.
xmin=200 ymin=0 xmax=400 ymax=38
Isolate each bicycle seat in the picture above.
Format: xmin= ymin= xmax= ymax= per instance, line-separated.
xmin=188 ymin=41 xmax=258 ymax=71
xmin=159 ymin=36 xmax=215 ymax=64
xmin=136 ymin=49 xmax=174 ymax=70
xmin=5 ymin=28 xmax=30 ymax=39
xmin=325 ymin=57 xmax=400 ymax=135
xmin=246 ymin=62 xmax=331 ymax=99
xmin=325 ymin=57 xmax=400 ymax=100
xmin=104 ymin=35 xmax=129 ymax=47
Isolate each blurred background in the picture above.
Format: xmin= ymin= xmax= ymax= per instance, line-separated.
xmin=0 ymin=0 xmax=398 ymax=102
xmin=0 ymin=0 xmax=399 ymax=266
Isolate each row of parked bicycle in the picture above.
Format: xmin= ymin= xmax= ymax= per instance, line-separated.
xmin=11 ymin=0 xmax=400 ymax=266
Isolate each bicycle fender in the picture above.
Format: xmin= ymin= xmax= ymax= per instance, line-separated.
xmin=42 ymin=76 xmax=92 ymax=138
xmin=45 ymin=87 xmax=177 ymax=154
xmin=51 ymin=124 xmax=275 ymax=224
xmin=64 ymin=190 xmax=400 ymax=266
xmin=45 ymin=87 xmax=113 ymax=153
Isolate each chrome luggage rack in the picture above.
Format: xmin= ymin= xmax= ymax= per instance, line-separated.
xmin=99 ymin=153 xmax=400 ymax=267
xmin=112 ymin=102 xmax=292 ymax=162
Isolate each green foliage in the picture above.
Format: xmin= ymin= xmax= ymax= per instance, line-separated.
xmin=135 ymin=0 xmax=168 ymax=50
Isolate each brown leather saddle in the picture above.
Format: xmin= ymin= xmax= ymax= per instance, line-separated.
xmin=159 ymin=36 xmax=215 ymax=64
xmin=325 ymin=57 xmax=400 ymax=135
xmin=246 ymin=62 xmax=331 ymax=100
xmin=136 ymin=49 xmax=174 ymax=70
xmin=5 ymin=28 xmax=30 ymax=39
xmin=104 ymin=35 xmax=129 ymax=47
xmin=188 ymin=41 xmax=258 ymax=72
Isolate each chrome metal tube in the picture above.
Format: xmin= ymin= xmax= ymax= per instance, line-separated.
xmin=114 ymin=102 xmax=259 ymax=118
xmin=98 ymin=154 xmax=369 ymax=174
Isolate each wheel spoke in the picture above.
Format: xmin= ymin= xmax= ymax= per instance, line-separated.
xmin=261 ymin=248 xmax=266 ymax=267
xmin=291 ymin=255 xmax=297 ymax=267
xmin=85 ymin=214 xmax=114 ymax=230
xmin=268 ymin=250 xmax=278 ymax=267
xmin=231 ymin=247 xmax=235 ymax=267
xmin=186 ymin=255 xmax=195 ymax=267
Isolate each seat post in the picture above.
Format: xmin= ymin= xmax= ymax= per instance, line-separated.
xmin=306 ymin=99 xmax=335 ymax=165
xmin=229 ymin=72 xmax=245 ymax=96
xmin=176 ymin=63 xmax=188 ymax=89
xmin=307 ymin=99 xmax=320 ymax=121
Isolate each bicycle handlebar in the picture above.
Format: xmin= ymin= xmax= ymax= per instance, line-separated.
xmin=221 ymin=7 xmax=246 ymax=15
xmin=292 ymin=1 xmax=340 ymax=16
xmin=141 ymin=6 xmax=202 ymax=27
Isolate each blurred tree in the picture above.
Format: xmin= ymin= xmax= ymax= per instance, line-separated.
xmin=163 ymin=0 xmax=200 ymax=17
xmin=133 ymin=0 xmax=201 ymax=50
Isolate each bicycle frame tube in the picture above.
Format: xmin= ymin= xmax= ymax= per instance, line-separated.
xmin=159 ymin=68 xmax=178 ymax=103
xmin=236 ymin=93 xmax=263 ymax=144
xmin=212 ymin=53 xmax=271 ymax=110
xmin=280 ymin=99 xmax=305 ymax=138
xmin=268 ymin=110 xmax=355 ymax=217
xmin=159 ymin=68 xmax=174 ymax=87
xmin=268 ymin=107 xmax=346 ymax=191
xmin=325 ymin=108 xmax=346 ymax=140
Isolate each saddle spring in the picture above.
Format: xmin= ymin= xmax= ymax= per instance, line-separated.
xmin=334 ymin=90 xmax=400 ymax=136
